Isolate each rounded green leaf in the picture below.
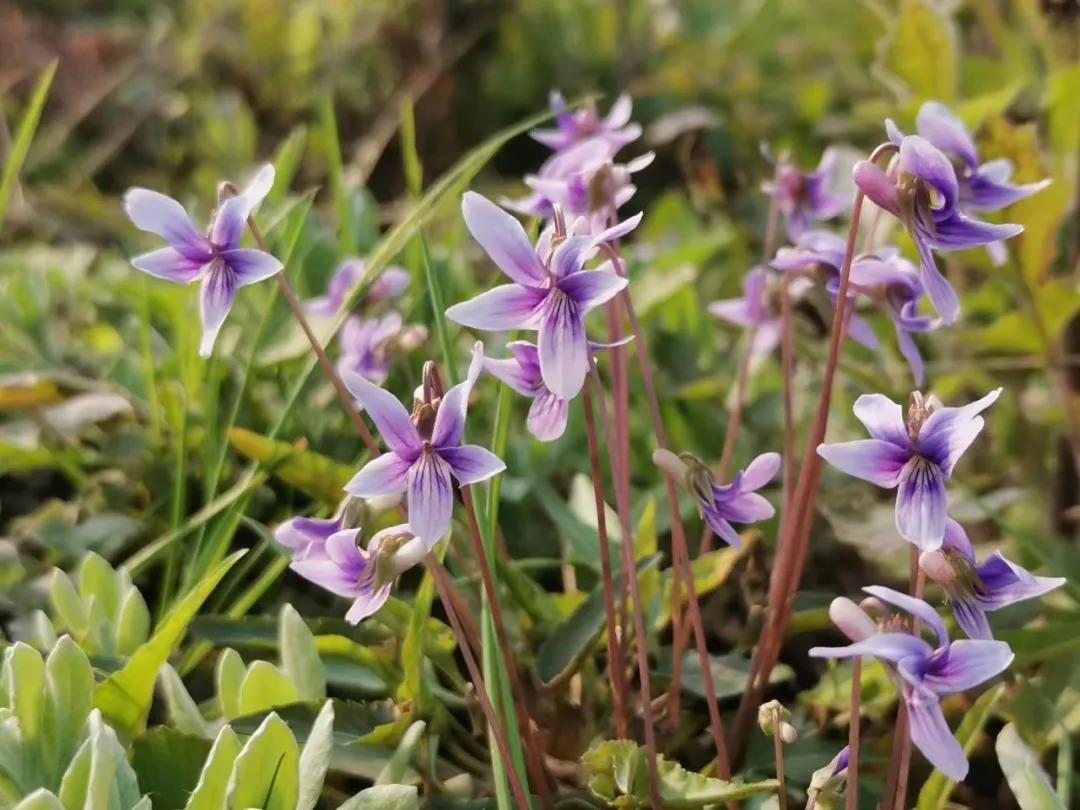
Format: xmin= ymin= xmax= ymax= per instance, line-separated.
xmin=183 ymin=726 xmax=240 ymax=810
xmin=279 ymin=604 xmax=325 ymax=702
xmin=226 ymin=713 xmax=299 ymax=810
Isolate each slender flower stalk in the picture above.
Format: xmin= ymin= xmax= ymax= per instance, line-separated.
xmin=582 ymin=373 xmax=662 ymax=810
xmin=845 ymin=657 xmax=861 ymax=810
xmin=580 ymin=380 xmax=629 ymax=739
xmin=425 ymin=557 xmax=531 ymax=810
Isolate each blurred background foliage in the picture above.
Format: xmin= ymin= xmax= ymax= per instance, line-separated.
xmin=1 ymin=0 xmax=1079 ymax=807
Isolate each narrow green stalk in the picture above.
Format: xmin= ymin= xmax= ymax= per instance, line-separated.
xmin=159 ymin=399 xmax=188 ymax=620
xmin=317 ymin=95 xmax=356 ymax=255
xmin=137 ymin=276 xmax=163 ymax=445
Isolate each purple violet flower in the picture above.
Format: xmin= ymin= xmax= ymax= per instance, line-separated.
xmin=124 ymin=164 xmax=282 ymax=357
xmin=918 ymin=517 xmax=1066 ymax=640
xmin=288 ymin=523 xmax=423 ymax=623
xmin=854 ymin=135 xmax=1022 ymax=323
xmin=708 ymin=267 xmax=783 ymax=359
xmin=762 ymin=147 xmax=850 ymax=239
xmin=273 ymin=515 xmax=340 ymax=561
xmin=654 ymin=449 xmax=781 ymax=547
xmin=343 ymin=343 xmax=505 ymax=543
xmin=483 ymin=338 xmax=630 ymax=442
xmin=806 ymin=746 xmax=850 ymax=810
xmin=530 ymin=91 xmax=641 ymax=153
xmin=305 ymin=260 xmax=410 ymax=319
xmin=811 ymin=586 xmax=1014 ymax=781
xmin=817 ymin=388 xmax=1001 ymax=550
xmin=337 ymin=313 xmax=403 ymax=385
xmin=446 ymin=192 xmax=640 ymax=398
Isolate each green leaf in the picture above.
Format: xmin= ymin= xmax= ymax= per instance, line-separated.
xmin=268 ymin=126 xmax=308 ymax=208
xmin=183 ymin=726 xmax=240 ymax=810
xmin=917 ymin=683 xmax=1005 ymax=810
xmin=95 ymin=550 xmax=246 ymax=736
xmin=226 ymin=712 xmax=299 ymax=810
xmin=0 ymin=60 xmax=57 ymax=229
xmin=116 ymin=590 xmax=151 ymax=657
xmin=238 ymin=660 xmax=300 ymax=717
xmin=997 ymin=723 xmax=1066 ymax=810
xmin=159 ymin=665 xmax=211 ymax=738
xmin=338 ymin=785 xmax=419 ymax=810
xmin=49 ymin=571 xmax=87 ymax=637
xmin=41 ymin=636 xmax=95 ymax=788
xmin=6 ymin=643 xmax=45 ymax=744
xmin=132 ymin=728 xmax=212 ymax=810
xmin=583 ymin=738 xmax=779 ymax=808
xmin=215 ymin=649 xmax=246 ymax=721
xmin=376 ymin=720 xmax=425 ymax=786
xmin=85 ymin=711 xmax=123 ymax=809
xmin=227 ymin=428 xmax=354 ymax=506
xmin=657 ymin=650 xmax=794 ymax=702
xmin=12 ymin=790 xmax=64 ymax=810
xmin=536 ymin=555 xmax=662 ymax=687
xmin=297 ymin=701 xmax=335 ymax=810
xmin=57 ymin=736 xmax=91 ymax=808
xmin=877 ymin=0 xmax=956 ymax=102
xmin=280 ymin=604 xmax=326 ymax=702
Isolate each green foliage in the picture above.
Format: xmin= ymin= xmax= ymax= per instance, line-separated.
xmin=997 ymin=723 xmax=1067 ymax=810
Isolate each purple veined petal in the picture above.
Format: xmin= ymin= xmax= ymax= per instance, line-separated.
xmin=557 ymin=269 xmax=628 ymax=315
xmin=603 ymin=93 xmax=633 ymax=129
xmin=440 ymin=444 xmax=506 ymax=485
xmin=123 ymin=188 xmax=213 ymax=260
xmin=916 ymin=102 xmax=979 ymax=168
xmin=209 ymin=194 xmax=251 ymax=251
xmin=905 ymin=686 xmax=968 ymax=781
xmin=406 ymin=450 xmax=455 ymax=542
xmin=483 ymin=356 xmax=542 ymax=397
xmin=895 ymin=458 xmax=949 ymax=550
xmin=708 ymin=298 xmax=756 ymax=328
xmin=341 ymin=373 xmax=422 ymax=455
xmin=462 ymin=192 xmax=546 ymax=286
xmin=198 ymin=264 xmax=237 ymax=358
xmin=966 ymin=170 xmax=1050 ymax=212
xmin=445 ymin=284 xmax=548 ymax=332
xmin=305 ymin=259 xmax=364 ymax=317
xmin=974 ymin=553 xmax=1066 ymax=611
xmin=913 ymin=235 xmax=961 ymax=324
xmin=274 ymin=516 xmax=339 ymax=559
xmin=916 ymin=409 xmax=988 ymax=477
xmin=896 ymin=326 xmax=926 ymax=387
xmin=131 ymin=248 xmax=208 ymax=284
xmin=526 ymin=391 xmax=570 ymax=441
xmin=740 ymin=452 xmax=782 ymax=490
xmin=863 ymin=584 xmax=949 ymax=647
xmin=538 ymin=290 xmax=589 ymax=399
xmin=344 ymin=452 xmax=413 ymax=498
xmin=919 ymin=639 xmax=1014 ymax=694
xmin=929 ymin=213 xmax=1023 ymax=251
xmin=368 ymin=265 xmax=411 ymax=304
xmin=817 ymin=439 xmax=912 ymax=487
xmin=291 ymin=556 xmax=358 ymax=598
xmin=952 ymin=597 xmax=993 ymax=640
xmin=432 ymin=342 xmax=484 ymax=448
xmin=809 ymin=632 xmax=934 ymax=665
xmin=846 ymin=312 xmax=880 ymax=350
xmin=550 ymin=236 xmax=599 ymax=279
xmin=345 ymin=583 xmax=393 ymax=624
xmin=240 ymin=163 xmax=275 ymax=211
xmin=942 ymin=517 xmax=975 ymax=560
xmin=701 ymin=509 xmax=743 ymax=548
xmin=853 ymin=161 xmax=900 ymax=216
xmin=852 ymin=393 xmax=909 ymax=447
xmin=324 ymin=528 xmax=367 ymax=572
xmin=899 ymin=135 xmax=959 ymax=215
xmin=718 ymin=491 xmax=775 ymax=524
xmin=509 ymin=340 xmax=543 ymax=370
xmin=219 ymin=249 xmax=283 ymax=286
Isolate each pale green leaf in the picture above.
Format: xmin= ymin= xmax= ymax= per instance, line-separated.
xmin=237 ymin=661 xmax=300 ymax=717
xmin=158 ymin=665 xmax=210 ymax=738
xmin=375 ymin=720 xmax=425 ymax=786
xmin=183 ymin=726 xmax=240 ymax=810
xmin=338 ymin=785 xmax=419 ymax=810
xmin=215 ymin=649 xmax=246 ymax=721
xmin=0 ymin=61 xmax=57 ymax=229
xmin=41 ymin=636 xmax=94 ymax=788
xmin=12 ymin=789 xmax=63 ymax=809
xmin=297 ymin=701 xmax=335 ymax=810
xmin=997 ymin=723 xmax=1066 ymax=810
xmin=226 ymin=713 xmax=299 ymax=810
xmin=877 ymin=0 xmax=957 ymax=101
xmin=280 ymin=604 xmax=325 ymax=702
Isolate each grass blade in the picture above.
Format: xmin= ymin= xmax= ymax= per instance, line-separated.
xmin=0 ymin=60 xmax=58 ymax=229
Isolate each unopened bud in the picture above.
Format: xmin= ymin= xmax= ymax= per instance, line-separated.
xmin=758 ymin=699 xmax=793 ymax=739
xmin=829 ymin=596 xmax=877 ymax=642
xmin=653 ymin=448 xmax=689 ymax=480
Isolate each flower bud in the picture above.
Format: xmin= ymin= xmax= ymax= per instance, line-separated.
xmin=918 ymin=550 xmax=956 ymax=590
xmin=652 ymin=448 xmax=688 ymax=479
xmin=757 ymin=699 xmax=795 ymax=742
xmin=829 ymin=596 xmax=877 ymax=642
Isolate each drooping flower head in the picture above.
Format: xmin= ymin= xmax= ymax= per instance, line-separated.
xmin=447 ymin=192 xmax=640 ymax=399
xmin=337 ymin=313 xmax=405 ymax=386
xmin=888 ymin=102 xmax=1049 ymax=264
xmin=708 ymin=266 xmax=784 ymax=359
xmin=305 ymin=260 xmax=410 ymax=319
xmin=288 ymin=523 xmax=424 ymax=623
xmin=653 ymin=449 xmax=781 ymax=547
xmin=919 ymin=517 xmax=1066 ymax=640
xmin=811 ymin=586 xmax=1014 ymax=781
xmin=483 ymin=337 xmax=631 ymax=442
xmin=817 ymin=388 xmax=1001 ymax=550
xmin=343 ymin=343 xmax=505 ymax=543
xmin=273 ymin=515 xmax=341 ymax=561
xmin=854 ymin=136 xmax=1023 ymax=323
xmin=530 ymin=91 xmax=641 ymax=153
xmin=124 ymin=164 xmax=282 ymax=357
xmin=805 ymin=746 xmax=850 ymax=810
xmin=762 ymin=147 xmax=850 ymax=239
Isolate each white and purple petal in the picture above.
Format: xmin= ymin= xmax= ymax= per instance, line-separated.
xmin=918 ymin=639 xmax=1014 ymax=695
xmin=538 ymin=290 xmax=589 ymax=399
xmin=445 ymin=284 xmax=548 ymax=332
xmin=809 ymin=632 xmax=934 ymax=665
xmin=526 ymin=392 xmax=570 ymax=442
xmin=557 ymin=269 xmax=628 ymax=315
xmin=123 ymin=188 xmax=212 ymax=260
xmin=863 ymin=584 xmax=949 ymax=647
xmin=131 ymin=248 xmax=207 ymax=284
xmin=342 ymin=373 xmax=422 ymax=456
xmin=817 ymin=439 xmax=912 ymax=488
xmin=406 ymin=451 xmax=455 ymax=542
xmin=344 ymin=452 xmax=413 ymax=499
xmin=852 ymin=393 xmax=909 ymax=447
xmin=220 ymin=248 xmax=283 ymax=285
xmin=440 ymin=444 xmax=506 ymax=485
xmin=895 ymin=458 xmax=949 ymax=550
xmin=198 ymin=264 xmax=237 ymax=358
xmin=905 ymin=686 xmax=968 ymax=781
xmin=462 ymin=192 xmax=546 ymax=286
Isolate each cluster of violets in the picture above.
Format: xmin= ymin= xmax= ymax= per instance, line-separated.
xmin=122 ymin=92 xmax=1065 ymax=793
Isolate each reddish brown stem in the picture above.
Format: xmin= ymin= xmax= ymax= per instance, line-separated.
xmin=459 ymin=487 xmax=551 ymax=808
xmin=581 ymin=384 xmax=630 ymax=739
xmin=779 ymin=277 xmax=797 ymax=518
xmin=887 ymin=551 xmax=925 ymax=810
xmin=425 ymin=557 xmax=531 ymax=810
xmin=583 ymin=371 xmax=663 ymax=810
xmin=245 ymin=216 xmax=380 ymax=455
